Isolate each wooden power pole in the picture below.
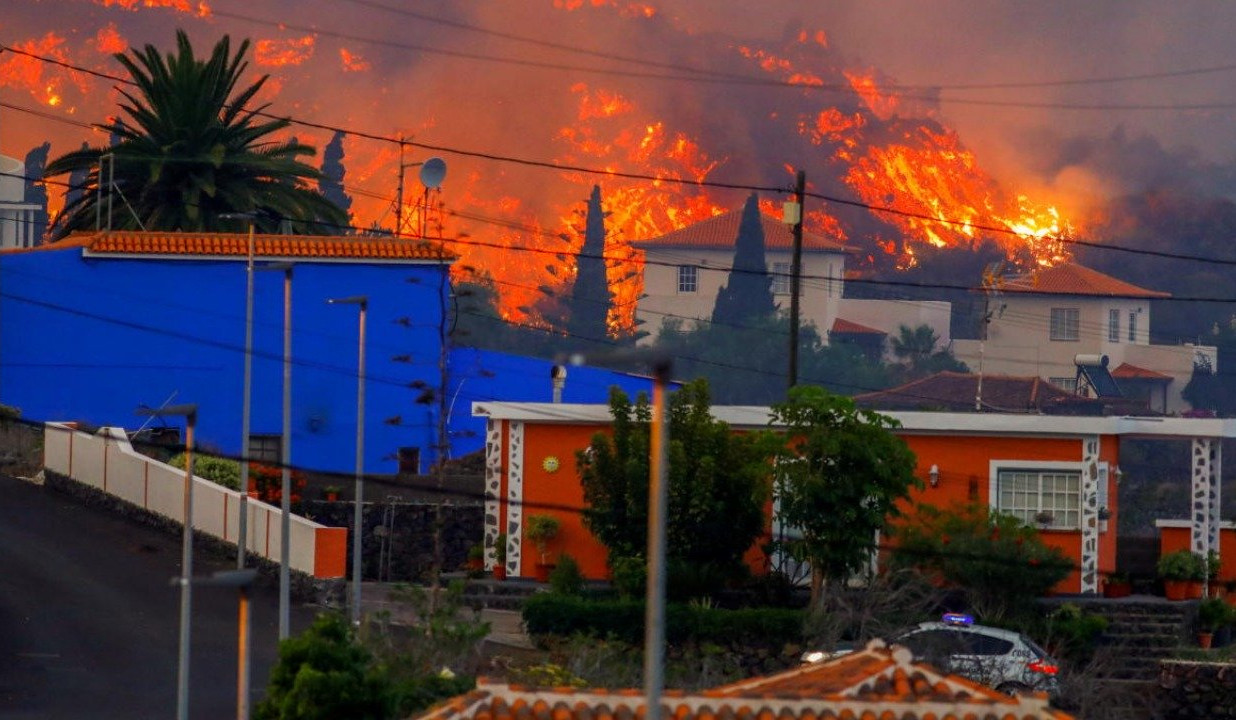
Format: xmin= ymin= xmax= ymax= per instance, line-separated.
xmin=787 ymin=170 xmax=806 ymax=392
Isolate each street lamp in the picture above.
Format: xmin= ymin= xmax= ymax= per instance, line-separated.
xmin=258 ymin=261 xmax=294 ymax=639
xmin=191 ymin=569 xmax=259 ymax=720
xmin=565 ymin=350 xmax=672 ymax=720
xmin=219 ymin=213 xmax=256 ymax=571
xmin=136 ymin=402 xmax=198 ymax=720
xmin=327 ymin=295 xmax=367 ymax=626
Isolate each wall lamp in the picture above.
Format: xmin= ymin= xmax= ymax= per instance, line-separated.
xmin=929 ymin=464 xmax=940 ymax=488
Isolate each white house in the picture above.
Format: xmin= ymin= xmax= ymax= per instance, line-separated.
xmin=0 ymin=153 xmax=41 ymax=250
xmin=951 ymin=263 xmax=1215 ymax=414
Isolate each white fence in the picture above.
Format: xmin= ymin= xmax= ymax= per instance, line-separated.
xmin=43 ymin=423 xmax=346 ymax=578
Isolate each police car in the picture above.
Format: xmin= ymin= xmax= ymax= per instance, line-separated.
xmin=802 ymin=613 xmax=1060 ymax=696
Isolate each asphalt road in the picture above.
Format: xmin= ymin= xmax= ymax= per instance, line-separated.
xmin=0 ymin=474 xmax=319 ymax=719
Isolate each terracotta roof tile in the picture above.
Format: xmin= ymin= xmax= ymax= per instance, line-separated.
xmin=634 ymin=208 xmax=847 ymax=253
xmin=57 ymin=230 xmax=455 ymax=262
xmin=1111 ymin=362 xmax=1173 ymax=380
xmin=831 ymin=318 xmax=887 ymax=336
xmin=1000 ymin=264 xmax=1169 ymax=299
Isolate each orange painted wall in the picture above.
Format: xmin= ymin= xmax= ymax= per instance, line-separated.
xmin=1161 ymin=526 xmax=1236 ymax=582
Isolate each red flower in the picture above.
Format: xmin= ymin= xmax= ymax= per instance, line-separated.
xmin=1029 ymin=558 xmax=1041 ymax=566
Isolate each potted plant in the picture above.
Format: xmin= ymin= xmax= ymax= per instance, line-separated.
xmin=465 ymin=542 xmax=485 ymax=574
xmin=1158 ymin=550 xmax=1207 ymax=600
xmin=526 ymin=514 xmax=561 ymax=582
xmin=322 ymin=485 xmax=341 ymax=502
xmin=1197 ymin=597 xmax=1231 ymax=649
xmin=1103 ymin=570 xmax=1133 ymax=599
xmin=492 ymin=533 xmax=507 ymax=581
xmin=1035 ymin=511 xmax=1055 ymax=530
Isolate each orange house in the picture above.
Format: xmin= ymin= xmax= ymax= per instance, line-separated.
xmin=473 ymin=402 xmax=1235 ymax=594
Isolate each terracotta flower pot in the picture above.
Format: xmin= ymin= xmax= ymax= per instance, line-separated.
xmin=1164 ymin=579 xmax=1190 ymax=601
xmin=535 ymin=562 xmax=556 ymax=583
xmin=1198 ymin=632 xmax=1214 ymax=649
xmin=492 ymin=565 xmax=507 ymax=581
xmin=1187 ymin=580 xmax=1205 ymax=599
xmin=1103 ymin=582 xmax=1132 ymax=599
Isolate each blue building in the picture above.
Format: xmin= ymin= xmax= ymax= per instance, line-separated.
xmin=0 ymin=230 xmax=657 ymax=475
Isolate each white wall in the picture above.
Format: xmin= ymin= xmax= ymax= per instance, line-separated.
xmin=835 ymin=298 xmax=953 ymax=354
xmin=42 ymin=422 xmax=345 ymax=577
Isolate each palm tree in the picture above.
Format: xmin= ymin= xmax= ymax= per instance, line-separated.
xmin=45 ymin=30 xmax=347 ymax=239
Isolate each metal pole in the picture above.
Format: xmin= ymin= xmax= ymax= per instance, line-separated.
xmin=237 ymin=582 xmax=251 ymax=720
xmin=644 ymin=360 xmax=671 ymax=720
xmin=787 ymin=170 xmax=806 ymax=392
xmin=176 ymin=412 xmax=197 ymax=720
xmin=395 ymin=139 xmax=405 ymax=236
xmin=352 ymin=300 xmax=367 ymax=625
xmin=279 ymin=266 xmax=292 ymax=639
xmin=238 ymin=223 xmax=254 ymax=568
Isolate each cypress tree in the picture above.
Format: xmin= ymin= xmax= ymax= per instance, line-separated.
xmin=566 ymin=185 xmax=613 ymax=343
xmin=23 ymin=142 xmax=50 ymax=244
xmin=711 ymin=193 xmax=776 ymax=326
xmin=319 ymin=131 xmax=352 ymax=224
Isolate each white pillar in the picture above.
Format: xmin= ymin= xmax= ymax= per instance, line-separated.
xmin=1079 ymin=435 xmax=1101 ymax=593
xmin=505 ymin=421 xmax=525 ymax=576
xmin=1190 ymin=438 xmax=1218 ymax=560
xmin=483 ymin=419 xmax=502 ymax=570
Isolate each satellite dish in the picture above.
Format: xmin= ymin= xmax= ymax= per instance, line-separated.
xmin=419 ymin=157 xmax=447 ymax=189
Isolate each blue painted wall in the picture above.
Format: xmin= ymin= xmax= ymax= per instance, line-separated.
xmin=0 ymin=246 xmax=659 ymax=474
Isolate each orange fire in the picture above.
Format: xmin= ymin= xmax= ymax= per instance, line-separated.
xmin=93 ymin=24 xmax=128 ymax=55
xmin=339 ymin=48 xmax=370 ymax=73
xmin=0 ymin=33 xmax=89 ymax=110
xmin=254 ymin=36 xmax=315 ymax=67
xmin=94 ymin=0 xmax=212 ymax=16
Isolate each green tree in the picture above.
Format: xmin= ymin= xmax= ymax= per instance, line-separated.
xmin=769 ymin=385 xmax=919 ymax=603
xmin=711 ymin=193 xmax=776 ymax=327
xmin=318 ymin=130 xmax=352 ymax=225
xmin=577 ymin=380 xmax=775 ymax=584
xmin=257 ymin=613 xmax=392 ymax=720
xmin=889 ymin=324 xmax=968 ymax=381
xmin=45 ymin=30 xmax=346 ymax=239
xmin=890 ymin=503 xmax=1072 ymax=623
xmin=566 ymin=185 xmax=614 ymax=343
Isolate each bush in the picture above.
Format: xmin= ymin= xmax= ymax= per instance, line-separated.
xmin=1157 ymin=550 xmax=1207 ymax=581
xmin=1198 ymin=597 xmax=1233 ymax=632
xmin=168 ymin=452 xmax=241 ymax=490
xmin=1042 ymin=603 xmax=1109 ymax=665
xmin=549 ymin=554 xmax=585 ymax=596
xmin=610 ymin=556 xmax=645 ymax=598
xmin=391 ymin=672 xmax=475 ymax=717
xmin=521 ymin=594 xmax=802 ymax=646
xmin=890 ymin=503 xmax=1072 ymax=622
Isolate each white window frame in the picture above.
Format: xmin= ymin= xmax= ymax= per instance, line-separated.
xmin=1128 ymin=310 xmax=1137 ymax=342
xmin=1108 ymin=308 xmax=1120 ymax=343
xmin=989 ymin=460 xmax=1083 ymax=530
xmin=1050 ymin=307 xmax=1080 ymax=342
xmin=676 ymin=265 xmax=698 ymax=294
xmin=771 ymin=261 xmax=791 ymax=295
xmin=1048 ymin=377 xmax=1077 ymax=393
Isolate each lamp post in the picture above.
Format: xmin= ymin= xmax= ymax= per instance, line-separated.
xmin=136 ymin=403 xmax=198 ymax=720
xmin=219 ymin=214 xmax=257 ymax=570
xmin=258 ymin=262 xmax=294 ymax=639
xmin=564 ymin=350 xmax=672 ymax=720
xmin=193 ymin=569 xmax=259 ymax=720
xmin=327 ymin=295 xmax=367 ymax=626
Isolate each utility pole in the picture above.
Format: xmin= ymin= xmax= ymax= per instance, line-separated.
xmin=786 ymin=170 xmax=806 ymax=392
xmin=395 ymin=138 xmax=406 ymax=236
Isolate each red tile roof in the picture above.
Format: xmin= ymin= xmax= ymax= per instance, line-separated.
xmin=831 ymin=318 xmax=887 ymax=336
xmin=634 ymin=209 xmax=847 ymax=253
xmin=1001 ymin=264 xmax=1169 ymax=299
xmin=50 ymin=230 xmax=456 ymax=262
xmin=854 ymin=371 xmax=1087 ymax=413
xmin=1111 ymin=363 xmax=1173 ymax=381
xmin=417 ymin=641 xmax=1072 ymax=720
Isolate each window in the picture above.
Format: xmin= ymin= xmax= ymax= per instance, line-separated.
xmin=771 ymin=261 xmax=791 ymax=295
xmin=1049 ymin=308 xmax=1079 ymax=341
xmin=677 ymin=265 xmax=698 ymax=293
xmin=1128 ymin=310 xmax=1137 ymax=342
xmin=398 ymin=447 xmax=421 ymax=475
xmin=1048 ymin=377 xmax=1076 ymax=393
xmin=966 ymin=634 xmax=1014 ymax=656
xmin=1108 ymin=309 xmax=1120 ymax=342
xmin=249 ymin=434 xmax=282 ymax=464
xmin=996 ymin=468 xmax=1082 ymax=529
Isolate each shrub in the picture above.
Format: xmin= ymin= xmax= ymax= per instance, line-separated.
xmin=1042 ymin=603 xmax=1109 ymax=665
xmin=549 ymin=554 xmax=585 ymax=596
xmin=168 ymin=452 xmax=241 ymax=490
xmin=521 ymin=594 xmax=803 ymax=647
xmin=610 ymin=556 xmax=645 ymax=599
xmin=1198 ymin=597 xmax=1232 ymax=632
xmin=390 ymin=672 xmax=475 ymax=717
xmin=1157 ymin=550 xmax=1207 ymax=581
xmin=890 ymin=503 xmax=1072 ymax=622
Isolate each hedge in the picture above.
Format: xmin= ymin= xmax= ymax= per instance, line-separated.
xmin=522 ymin=594 xmax=803 ymax=646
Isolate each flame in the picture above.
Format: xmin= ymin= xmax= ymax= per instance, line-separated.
xmin=0 ymin=33 xmax=89 ymax=110
xmin=254 ymin=36 xmax=315 ymax=67
xmin=93 ymin=23 xmax=128 ymax=54
xmin=339 ymin=48 xmax=370 ymax=73
xmin=844 ymin=69 xmax=900 ymax=121
xmin=94 ymin=0 xmax=212 ymax=16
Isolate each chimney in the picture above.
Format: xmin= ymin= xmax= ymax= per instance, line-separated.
xmin=550 ymin=365 xmax=567 ymax=403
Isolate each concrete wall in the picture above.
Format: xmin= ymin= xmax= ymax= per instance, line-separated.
xmin=44 ymin=422 xmax=346 ymax=578
xmin=637 ymin=247 xmax=844 ymax=342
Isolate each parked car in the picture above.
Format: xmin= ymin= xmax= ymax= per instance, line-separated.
xmin=802 ymin=614 xmax=1060 ymax=696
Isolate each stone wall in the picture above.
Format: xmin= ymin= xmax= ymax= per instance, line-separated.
xmin=302 ymin=500 xmax=483 ymax=582
xmin=1159 ymin=660 xmax=1236 ymax=719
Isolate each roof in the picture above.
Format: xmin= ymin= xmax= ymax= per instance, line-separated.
xmin=633 ymin=208 xmax=847 ymax=253
xmin=1000 ymin=264 xmax=1170 ymax=299
xmin=853 ymin=371 xmax=1085 ymax=413
xmin=1111 ymin=363 xmax=1173 ymax=381
xmin=30 ymin=230 xmax=456 ymax=263
xmin=417 ymin=641 xmax=1072 ymax=720
xmin=831 ymin=317 xmax=887 ymax=336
